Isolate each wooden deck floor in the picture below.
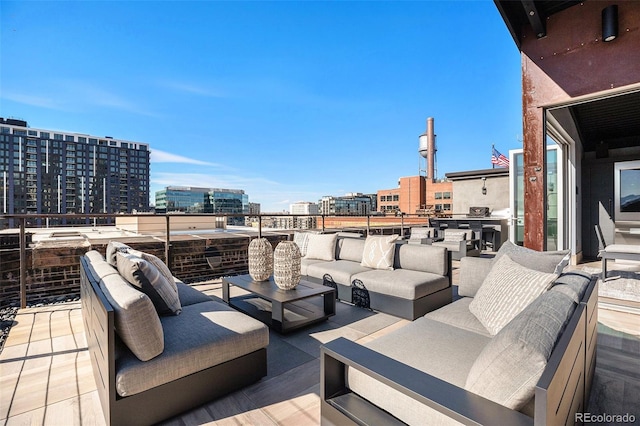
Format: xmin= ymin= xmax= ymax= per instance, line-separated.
xmin=1 ymin=261 xmax=639 ymax=425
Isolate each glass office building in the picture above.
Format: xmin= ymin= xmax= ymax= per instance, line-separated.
xmin=0 ymin=118 xmax=150 ymax=227
xmin=319 ymin=193 xmax=376 ymax=215
xmin=155 ymin=186 xmax=249 ymax=225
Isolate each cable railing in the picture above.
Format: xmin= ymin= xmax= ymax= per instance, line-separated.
xmin=0 ymin=212 xmax=432 ymax=308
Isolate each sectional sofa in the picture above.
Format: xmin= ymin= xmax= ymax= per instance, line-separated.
xmin=321 ymin=241 xmax=597 ymax=425
xmin=296 ymin=232 xmax=452 ymax=320
xmin=80 ymin=242 xmax=269 ymax=425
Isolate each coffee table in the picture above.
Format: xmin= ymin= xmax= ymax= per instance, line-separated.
xmin=222 ymin=274 xmax=336 ymax=333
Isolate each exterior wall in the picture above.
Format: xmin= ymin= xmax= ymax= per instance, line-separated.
xmin=398 ymin=176 xmax=426 ymax=214
xmin=450 ymin=176 xmax=509 ymax=216
xmin=377 ymin=188 xmax=400 ymax=214
xmin=518 ymin=0 xmax=640 ymax=250
xmin=289 ymin=202 xmax=319 ymax=215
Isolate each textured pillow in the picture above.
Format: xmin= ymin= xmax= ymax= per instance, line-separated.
xmin=116 ymin=252 xmax=182 ymax=315
xmin=469 ymin=254 xmax=558 ymax=335
xmin=443 ymin=229 xmax=467 ymax=242
xmin=465 ymin=290 xmax=576 ymax=410
xmin=106 ymin=241 xmax=132 ymax=267
xmin=99 ymin=273 xmax=164 ymax=361
xmin=495 ymin=240 xmax=570 ymax=274
xmin=305 ymin=233 xmax=337 ymax=261
xmin=127 ymin=249 xmax=177 ymax=291
xmin=293 ymin=232 xmax=311 ymax=257
xmin=361 ymin=235 xmax=399 ymax=270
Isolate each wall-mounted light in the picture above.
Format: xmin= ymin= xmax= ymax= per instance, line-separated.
xmin=602 ymin=4 xmax=618 ymax=42
xmin=481 ymin=177 xmax=487 ymax=195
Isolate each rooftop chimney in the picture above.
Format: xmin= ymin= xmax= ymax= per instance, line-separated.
xmin=418 ymin=117 xmax=436 ymax=182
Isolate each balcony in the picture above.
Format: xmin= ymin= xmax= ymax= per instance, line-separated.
xmin=0 ymin=214 xmax=638 ymax=424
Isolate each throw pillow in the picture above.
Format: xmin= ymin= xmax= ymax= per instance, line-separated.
xmin=106 ymin=241 xmax=131 ymax=267
xmin=293 ymin=232 xmax=311 ymax=257
xmin=469 ymin=254 xmax=558 ymax=335
xmin=495 ymin=240 xmax=570 ymax=274
xmin=443 ymin=229 xmax=467 ymax=242
xmin=305 ymin=233 xmax=338 ymax=261
xmin=116 ymin=252 xmax=182 ymax=315
xmin=410 ymin=227 xmax=432 ymax=239
xmin=465 ymin=290 xmax=576 ymax=410
xmin=128 ymin=248 xmax=178 ymax=292
xmin=361 ymin=235 xmax=399 ymax=270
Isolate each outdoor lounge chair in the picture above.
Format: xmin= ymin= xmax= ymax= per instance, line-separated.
xmin=595 ymin=224 xmax=640 ymax=280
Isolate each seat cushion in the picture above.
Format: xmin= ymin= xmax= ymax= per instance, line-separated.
xmin=424 ymin=297 xmax=491 ymax=337
xmin=361 ymin=235 xmax=399 ymax=270
xmin=306 ymin=260 xmax=371 ymax=286
xmin=347 ymin=317 xmax=491 ymax=426
xmin=352 ymin=269 xmax=450 ymax=300
xmin=465 ymin=290 xmax=577 ymax=410
xmin=301 ymin=257 xmax=328 ymax=276
xmin=176 ymin=281 xmax=213 ymax=306
xmin=431 ymin=240 xmax=462 ymax=252
xmin=469 ymin=254 xmax=557 ymax=335
xmin=115 ymin=300 xmax=269 ymax=397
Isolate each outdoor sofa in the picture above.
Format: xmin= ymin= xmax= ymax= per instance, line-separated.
xmin=321 ymin=241 xmax=598 ymax=425
xmin=296 ymin=232 xmax=452 ymax=320
xmin=80 ymin=242 xmax=269 ymax=426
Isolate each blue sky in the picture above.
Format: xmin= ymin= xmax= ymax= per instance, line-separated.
xmin=1 ymin=1 xmax=522 ymax=212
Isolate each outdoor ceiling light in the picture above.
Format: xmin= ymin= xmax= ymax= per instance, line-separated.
xmin=602 ymin=5 xmax=618 ymax=42
xmin=482 ymin=177 xmax=487 ymax=195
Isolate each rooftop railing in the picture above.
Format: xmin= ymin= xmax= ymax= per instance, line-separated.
xmin=0 ymin=212 xmax=432 ymax=308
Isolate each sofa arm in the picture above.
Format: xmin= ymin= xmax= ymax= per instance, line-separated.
xmin=321 ymin=338 xmax=533 ymax=426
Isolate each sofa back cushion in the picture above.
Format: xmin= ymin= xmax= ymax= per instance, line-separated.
xmin=443 ymin=229 xmax=467 ymax=242
xmin=469 ymin=254 xmax=558 ymax=335
xmin=465 ymin=289 xmax=577 ymax=410
xmin=458 ymin=257 xmax=493 ymax=297
xmin=394 ymin=243 xmax=448 ymax=276
xmin=409 ymin=227 xmax=435 ymax=240
xmin=116 ymin=252 xmax=182 ymax=316
xmin=305 ymin=233 xmax=338 ymax=261
xmin=496 ymin=240 xmax=570 ymax=274
xmin=336 ymin=237 xmax=366 ymax=262
xmin=99 ymin=268 xmax=164 ymax=361
xmin=361 ymin=235 xmax=399 ymax=270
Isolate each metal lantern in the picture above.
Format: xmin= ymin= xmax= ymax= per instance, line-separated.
xmin=273 ymin=241 xmax=301 ymax=290
xmin=248 ymin=237 xmax=273 ymax=281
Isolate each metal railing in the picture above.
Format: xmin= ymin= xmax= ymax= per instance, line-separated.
xmin=0 ymin=212 xmax=433 ymax=308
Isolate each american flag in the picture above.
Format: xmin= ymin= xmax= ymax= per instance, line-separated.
xmin=491 ymin=146 xmax=509 ymax=168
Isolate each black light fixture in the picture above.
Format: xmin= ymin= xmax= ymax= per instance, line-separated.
xmin=602 ymin=4 xmax=618 ymax=42
xmin=481 ymin=177 xmax=487 ymax=195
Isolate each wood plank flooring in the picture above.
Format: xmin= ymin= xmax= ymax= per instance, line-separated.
xmin=1 ymin=261 xmax=639 ymax=425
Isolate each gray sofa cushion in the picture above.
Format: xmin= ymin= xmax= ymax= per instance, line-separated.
xmin=106 ymin=240 xmax=131 ymax=267
xmin=117 ymin=251 xmax=182 ymax=316
xmin=115 ymin=300 xmax=269 ymax=397
xmin=300 ymin=257 xmax=328 ymax=276
xmin=495 ymin=240 xmax=570 ymax=274
xmin=176 ymin=281 xmax=213 ymax=306
xmin=465 ymin=290 xmax=577 ymax=410
xmin=443 ymin=229 xmax=467 ymax=242
xmin=361 ymin=235 xmax=399 ymax=270
xmin=305 ymin=233 xmax=338 ymax=261
xmin=550 ymin=270 xmax=593 ymax=303
xmin=469 ymin=254 xmax=557 ymax=335
xmin=431 ymin=240 xmax=463 ymax=252
xmin=293 ymin=231 xmax=311 ymax=257
xmin=352 ymin=269 xmax=450 ymax=300
xmin=458 ymin=257 xmax=493 ymax=297
xmin=100 ymin=270 xmax=164 ymax=362
xmin=394 ymin=244 xmax=448 ymax=276
xmin=306 ymin=260 xmax=371 ymax=286
xmin=347 ymin=317 xmax=491 ymax=426
xmin=336 ymin=237 xmax=366 ymax=262
xmin=424 ymin=297 xmax=491 ymax=337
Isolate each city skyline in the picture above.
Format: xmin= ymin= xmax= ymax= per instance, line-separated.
xmin=1 ymin=1 xmax=522 ymax=212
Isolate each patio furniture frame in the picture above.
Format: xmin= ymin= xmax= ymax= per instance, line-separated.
xmin=595 ymin=224 xmax=640 ymax=280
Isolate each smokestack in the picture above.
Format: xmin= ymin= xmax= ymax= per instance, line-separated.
xmin=418 ymin=117 xmax=436 ymax=182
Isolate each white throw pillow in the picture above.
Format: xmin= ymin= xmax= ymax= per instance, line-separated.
xmin=469 ymin=254 xmax=558 ymax=335
xmin=361 ymin=235 xmax=399 ymax=270
xmin=305 ymin=233 xmax=338 ymax=261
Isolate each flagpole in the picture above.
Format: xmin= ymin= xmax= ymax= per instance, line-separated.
xmin=492 ymin=144 xmax=495 ymax=169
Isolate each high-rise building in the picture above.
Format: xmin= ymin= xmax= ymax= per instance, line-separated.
xmin=289 ymin=201 xmax=319 ymax=215
xmin=155 ymin=186 xmax=249 ymax=225
xmin=0 ymin=118 xmax=150 ymax=227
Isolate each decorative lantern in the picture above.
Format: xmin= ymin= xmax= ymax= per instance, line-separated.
xmin=273 ymin=241 xmax=301 ymax=290
xmin=248 ymin=238 xmax=273 ymax=281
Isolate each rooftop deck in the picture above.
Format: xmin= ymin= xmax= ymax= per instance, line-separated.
xmin=1 ymin=259 xmax=639 ymax=425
